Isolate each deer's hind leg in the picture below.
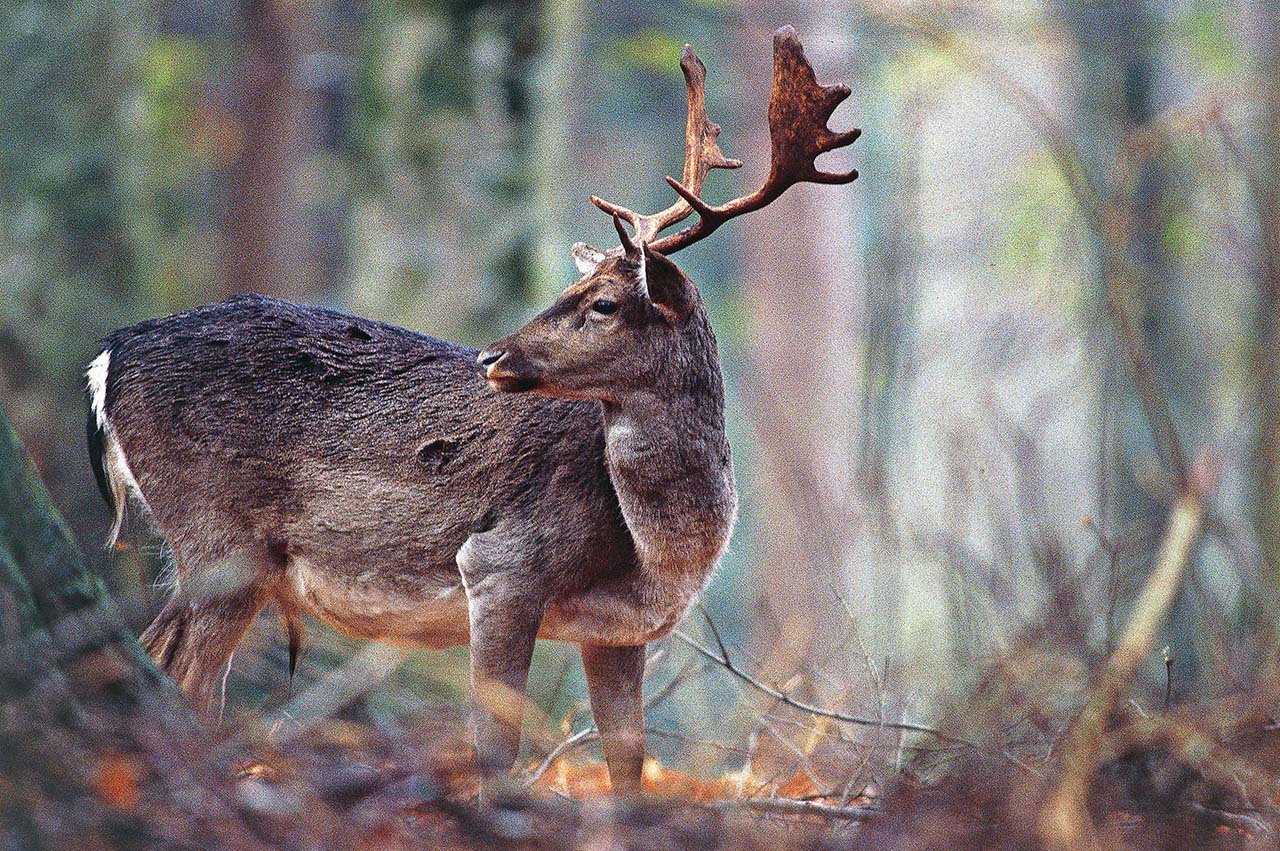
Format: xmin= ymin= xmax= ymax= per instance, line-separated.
xmin=140 ymin=545 xmax=276 ymax=714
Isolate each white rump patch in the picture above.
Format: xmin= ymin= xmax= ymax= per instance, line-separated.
xmin=85 ymin=349 xmax=147 ymax=547
xmin=86 ymin=350 xmax=111 ymax=432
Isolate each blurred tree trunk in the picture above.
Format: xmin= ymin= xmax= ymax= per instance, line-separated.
xmin=346 ymin=2 xmax=548 ymax=339
xmin=735 ymin=4 xmax=865 ymax=680
xmin=221 ymin=0 xmax=320 ymax=300
xmin=1251 ymin=0 xmax=1280 ymax=672
xmin=528 ymin=0 xmax=584 ymax=301
xmin=1062 ymin=0 xmax=1177 ymax=520
xmin=855 ymin=71 xmax=921 ymax=660
xmin=1061 ymin=0 xmax=1207 ymax=676
xmin=0 ymin=0 xmax=161 ymax=582
xmin=0 ymin=406 xmax=137 ymax=654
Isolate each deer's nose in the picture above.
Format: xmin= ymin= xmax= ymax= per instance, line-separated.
xmin=478 ymin=349 xmax=506 ymax=369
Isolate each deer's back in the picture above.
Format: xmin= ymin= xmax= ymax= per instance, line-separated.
xmin=100 ymin=295 xmax=634 ymax=642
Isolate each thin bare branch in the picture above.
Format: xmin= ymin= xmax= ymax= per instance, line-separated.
xmin=1103 ymin=263 xmax=1191 ymax=487
xmin=672 ymin=629 xmax=1043 ymax=779
xmin=697 ymin=602 xmax=730 ymax=660
xmin=522 ymin=727 xmax=599 ymax=789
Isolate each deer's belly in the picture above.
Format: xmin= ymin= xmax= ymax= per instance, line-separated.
xmin=285 ymin=556 xmax=704 ymax=650
xmin=286 ymin=556 xmax=471 ymax=648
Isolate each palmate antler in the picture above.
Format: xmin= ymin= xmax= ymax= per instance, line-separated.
xmin=593 ymin=25 xmax=861 ymax=257
xmin=591 ymin=44 xmax=742 ymax=250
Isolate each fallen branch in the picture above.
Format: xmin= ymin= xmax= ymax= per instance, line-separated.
xmin=524 ymin=647 xmax=715 ymax=791
xmin=715 ymin=796 xmax=877 ymax=823
xmin=1189 ymin=803 xmax=1273 ymax=836
xmin=522 ymin=727 xmax=598 ymax=789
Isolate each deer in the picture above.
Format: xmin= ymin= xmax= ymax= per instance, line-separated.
xmin=85 ymin=26 xmax=859 ymax=800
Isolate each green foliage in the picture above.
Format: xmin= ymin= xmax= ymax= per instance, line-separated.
xmin=1172 ymin=3 xmax=1242 ymax=80
xmin=992 ymin=153 xmax=1087 ymax=304
xmin=880 ymin=44 xmax=953 ymax=103
xmin=608 ymin=29 xmax=686 ymax=78
xmin=1159 ymin=203 xmax=1208 ymax=263
xmin=0 ymin=0 xmax=149 ymax=393
xmin=348 ymin=0 xmax=551 ymax=331
xmin=138 ymin=36 xmax=208 ymax=166
xmin=131 ymin=34 xmax=223 ymax=308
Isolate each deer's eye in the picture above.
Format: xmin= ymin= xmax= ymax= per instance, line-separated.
xmin=591 ymin=299 xmax=618 ymax=315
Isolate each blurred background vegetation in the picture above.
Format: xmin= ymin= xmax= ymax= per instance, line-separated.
xmin=3 ymin=0 xmax=1280 ymax=803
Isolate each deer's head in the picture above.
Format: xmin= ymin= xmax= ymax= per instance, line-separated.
xmin=478 ymin=228 xmax=702 ymax=400
xmin=478 ymin=26 xmax=860 ymax=403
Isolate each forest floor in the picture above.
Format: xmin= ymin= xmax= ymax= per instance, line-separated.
xmin=46 ymin=701 xmax=1277 ymax=851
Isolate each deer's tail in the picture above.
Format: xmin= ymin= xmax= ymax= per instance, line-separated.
xmin=86 ymin=348 xmax=146 ymax=549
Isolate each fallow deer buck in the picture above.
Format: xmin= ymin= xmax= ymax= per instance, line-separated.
xmin=86 ymin=26 xmax=859 ymax=798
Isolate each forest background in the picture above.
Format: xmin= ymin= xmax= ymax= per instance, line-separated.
xmin=4 ymin=0 xmax=1280 ymax=846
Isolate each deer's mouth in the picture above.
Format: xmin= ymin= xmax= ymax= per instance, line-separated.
xmin=487 ymin=372 xmax=540 ymax=393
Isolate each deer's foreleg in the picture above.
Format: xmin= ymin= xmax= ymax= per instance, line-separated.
xmin=581 ymin=642 xmax=646 ymax=795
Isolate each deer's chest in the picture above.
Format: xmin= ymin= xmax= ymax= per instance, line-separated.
xmin=539 ymin=570 xmax=706 ymax=646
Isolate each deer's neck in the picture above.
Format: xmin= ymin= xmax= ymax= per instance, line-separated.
xmin=601 ymin=325 xmax=736 ymax=578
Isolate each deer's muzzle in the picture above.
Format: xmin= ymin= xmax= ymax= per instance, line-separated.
xmin=477 ymin=347 xmax=540 ymax=393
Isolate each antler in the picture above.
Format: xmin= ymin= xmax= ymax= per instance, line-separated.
xmin=590 ymin=45 xmax=742 ymax=247
xmin=593 ymin=25 xmax=860 ymax=256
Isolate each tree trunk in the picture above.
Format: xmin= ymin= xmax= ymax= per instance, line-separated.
xmin=527 ymin=0 xmax=585 ymax=301
xmin=221 ymin=0 xmax=319 ymax=301
xmin=1250 ymin=0 xmax=1280 ymax=680
xmin=0 ymin=401 xmax=268 ymax=847
xmin=1060 ymin=0 xmax=1207 ymax=680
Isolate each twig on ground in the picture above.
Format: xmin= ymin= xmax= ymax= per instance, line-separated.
xmin=1190 ymin=803 xmax=1273 ymax=835
xmin=522 ymin=727 xmax=598 ymax=789
xmin=753 ymin=715 xmax=836 ymax=796
xmin=827 ymin=579 xmax=892 ymax=803
xmin=647 ymin=727 xmax=753 ymax=757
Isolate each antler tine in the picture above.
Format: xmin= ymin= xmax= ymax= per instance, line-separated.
xmin=648 ymin=25 xmax=861 ymax=256
xmin=590 ymin=45 xmax=742 ymax=249
xmin=612 ymin=212 xmax=641 ymax=259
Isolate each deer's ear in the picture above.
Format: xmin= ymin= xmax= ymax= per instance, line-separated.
xmin=572 ymin=242 xmax=606 ymax=276
xmin=642 ymin=246 xmax=696 ymax=323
